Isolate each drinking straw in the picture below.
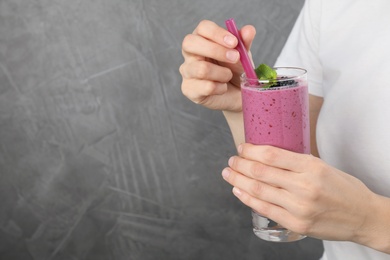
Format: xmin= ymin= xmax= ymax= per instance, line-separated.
xmin=225 ymin=18 xmax=258 ymax=84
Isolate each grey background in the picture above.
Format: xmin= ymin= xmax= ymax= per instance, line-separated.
xmin=0 ymin=0 xmax=324 ymax=259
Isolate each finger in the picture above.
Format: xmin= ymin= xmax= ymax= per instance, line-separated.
xmin=228 ymin=155 xmax=293 ymax=188
xmin=182 ymin=34 xmax=239 ymax=64
xmin=181 ymin=79 xmax=228 ymax=101
xmin=233 ymin=187 xmax=309 ymax=235
xmin=179 ymin=60 xmax=233 ymax=82
xmin=239 ymin=25 xmax=256 ymax=51
xmin=231 ymin=187 xmax=295 ymax=228
xmin=181 ymin=79 xmax=242 ymax=111
xmin=222 ymin=167 xmax=292 ymax=209
xmin=238 ymin=143 xmax=313 ymax=172
xmin=193 ymin=20 xmax=238 ymax=48
xmin=239 ymin=25 xmax=256 ymax=68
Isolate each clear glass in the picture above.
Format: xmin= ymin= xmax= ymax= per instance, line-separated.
xmin=240 ymin=67 xmax=310 ymax=242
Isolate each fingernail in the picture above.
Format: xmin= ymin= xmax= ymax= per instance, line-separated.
xmin=222 ymin=168 xmax=230 ymax=180
xmin=226 ymin=50 xmax=239 ymax=62
xmin=228 ymin=156 xmax=234 ymax=167
xmin=232 ymin=187 xmax=242 ymax=197
xmin=237 ymin=144 xmax=243 ymax=154
xmin=224 ymin=35 xmax=236 ymax=46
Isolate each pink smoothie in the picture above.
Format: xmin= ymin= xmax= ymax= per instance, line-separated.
xmin=241 ymin=80 xmax=310 ymax=154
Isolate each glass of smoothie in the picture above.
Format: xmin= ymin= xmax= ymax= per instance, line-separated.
xmin=240 ymin=67 xmax=310 ymax=242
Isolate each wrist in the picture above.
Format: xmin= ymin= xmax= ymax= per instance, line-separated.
xmin=355 ymin=193 xmax=390 ymax=254
xmin=222 ymin=110 xmax=245 ymax=148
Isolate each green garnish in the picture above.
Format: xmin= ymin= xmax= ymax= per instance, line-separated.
xmin=254 ymin=63 xmax=277 ymax=88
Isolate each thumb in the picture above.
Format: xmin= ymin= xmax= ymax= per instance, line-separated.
xmin=240 ymin=25 xmax=256 ymax=52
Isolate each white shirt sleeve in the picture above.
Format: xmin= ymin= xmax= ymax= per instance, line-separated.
xmin=274 ymin=0 xmax=323 ymax=97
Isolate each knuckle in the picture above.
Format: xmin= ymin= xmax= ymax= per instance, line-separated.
xmin=261 ymin=146 xmax=279 ymax=165
xmin=195 ymin=61 xmax=211 ymax=79
xmin=298 ymin=178 xmax=321 ymax=202
xmin=181 ymin=81 xmax=199 ymax=103
xmin=179 ymin=63 xmax=186 ymax=77
xmin=219 ymin=67 xmax=233 ymax=82
xmin=198 ymin=19 xmax=208 ymax=27
xmin=250 ymin=163 xmax=266 ymax=179
xmin=197 ymin=20 xmax=213 ymax=34
xmin=306 ymin=155 xmax=321 ymax=169
xmin=315 ymin=161 xmax=329 ymax=179
xmin=182 ymin=34 xmax=195 ymax=51
xmin=251 ymin=181 xmax=264 ymax=196
xmin=202 ymin=81 xmax=217 ymax=96
xmin=181 ymin=83 xmax=190 ymax=99
xmin=307 ymin=184 xmax=321 ymax=201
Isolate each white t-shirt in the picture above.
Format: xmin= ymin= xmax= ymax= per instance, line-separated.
xmin=275 ymin=0 xmax=390 ymax=259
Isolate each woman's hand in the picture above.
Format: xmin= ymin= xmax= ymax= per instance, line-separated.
xmin=179 ymin=20 xmax=256 ymax=112
xmin=222 ymin=143 xmax=390 ymax=253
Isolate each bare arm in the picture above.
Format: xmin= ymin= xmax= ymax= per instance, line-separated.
xmin=309 ymin=94 xmax=323 ymax=157
xmin=222 ymin=110 xmax=245 ymax=148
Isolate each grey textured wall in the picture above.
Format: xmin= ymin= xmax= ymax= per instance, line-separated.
xmin=0 ymin=0 xmax=323 ymax=259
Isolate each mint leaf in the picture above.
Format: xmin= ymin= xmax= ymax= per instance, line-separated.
xmin=254 ymin=63 xmax=277 ymax=88
xmin=255 ymin=63 xmax=277 ymax=80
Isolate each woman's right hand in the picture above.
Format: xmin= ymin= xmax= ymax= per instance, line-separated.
xmin=179 ymin=20 xmax=256 ymax=112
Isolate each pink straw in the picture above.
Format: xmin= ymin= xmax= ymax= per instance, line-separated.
xmin=225 ymin=18 xmax=258 ymax=84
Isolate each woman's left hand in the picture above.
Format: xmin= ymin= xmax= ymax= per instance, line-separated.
xmin=222 ymin=143 xmax=382 ymax=243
